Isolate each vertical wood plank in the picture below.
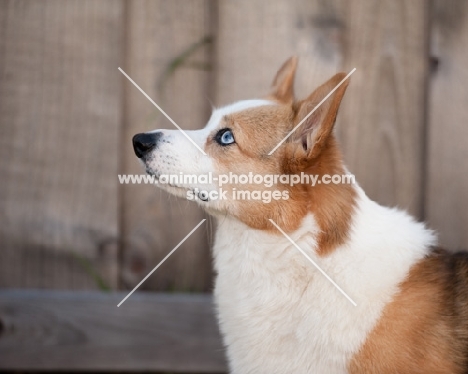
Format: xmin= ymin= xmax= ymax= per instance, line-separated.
xmin=339 ymin=0 xmax=429 ymax=217
xmin=426 ymin=1 xmax=468 ymax=250
xmin=0 ymin=0 xmax=123 ymax=289
xmin=121 ymin=0 xmax=213 ymax=291
xmin=215 ymin=0 xmax=345 ymax=106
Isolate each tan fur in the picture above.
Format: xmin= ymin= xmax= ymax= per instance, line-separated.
xmin=205 ymin=104 xmax=307 ymax=232
xmin=295 ymin=136 xmax=356 ymax=256
xmin=205 ymin=65 xmax=355 ymax=255
xmin=349 ymin=249 xmax=468 ymax=374
xmin=269 ymin=56 xmax=298 ymax=104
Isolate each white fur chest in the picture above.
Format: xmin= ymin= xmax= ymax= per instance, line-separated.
xmin=212 ymin=192 xmax=435 ymax=374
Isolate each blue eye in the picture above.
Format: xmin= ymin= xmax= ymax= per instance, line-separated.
xmin=216 ymin=129 xmax=235 ymax=146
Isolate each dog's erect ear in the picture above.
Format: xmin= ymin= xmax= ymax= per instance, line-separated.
xmin=270 ymin=56 xmax=298 ymax=103
xmin=288 ymin=73 xmax=349 ymax=160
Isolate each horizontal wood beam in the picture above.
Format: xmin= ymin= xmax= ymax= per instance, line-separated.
xmin=0 ymin=290 xmax=227 ymax=373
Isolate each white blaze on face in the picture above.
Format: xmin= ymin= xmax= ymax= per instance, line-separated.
xmin=142 ymin=99 xmax=275 ymax=203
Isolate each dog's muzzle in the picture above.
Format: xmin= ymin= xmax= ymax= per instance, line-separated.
xmin=132 ymin=132 xmax=162 ymax=158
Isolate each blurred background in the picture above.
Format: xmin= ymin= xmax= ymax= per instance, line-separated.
xmin=1 ymin=0 xmax=468 ymax=373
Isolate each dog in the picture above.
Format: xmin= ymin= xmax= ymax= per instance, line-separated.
xmin=132 ymin=57 xmax=468 ymax=373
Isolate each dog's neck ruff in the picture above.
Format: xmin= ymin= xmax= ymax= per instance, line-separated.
xmin=212 ymin=186 xmax=435 ymax=373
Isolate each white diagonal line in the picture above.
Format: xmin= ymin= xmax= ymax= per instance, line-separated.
xmin=118 ymin=67 xmax=207 ymax=155
xmin=117 ymin=219 xmax=206 ymax=307
xmin=268 ymin=68 xmax=356 ymax=155
xmin=269 ymin=219 xmax=357 ymax=306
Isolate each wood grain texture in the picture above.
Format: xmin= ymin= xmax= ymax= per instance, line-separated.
xmin=214 ymin=0 xmax=345 ymax=106
xmin=0 ymin=0 xmax=123 ymax=289
xmin=426 ymin=1 xmax=468 ymax=250
xmin=0 ymin=290 xmax=227 ymax=372
xmin=121 ymin=0 xmax=213 ymax=291
xmin=339 ymin=0 xmax=429 ymax=217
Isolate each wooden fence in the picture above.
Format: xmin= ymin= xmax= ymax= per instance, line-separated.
xmin=1 ymin=0 xmax=468 ymax=372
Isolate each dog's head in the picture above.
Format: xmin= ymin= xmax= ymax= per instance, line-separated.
xmin=132 ymin=57 xmax=353 ymax=236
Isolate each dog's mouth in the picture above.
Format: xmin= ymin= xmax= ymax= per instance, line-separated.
xmin=145 ymin=166 xmax=196 ymax=196
xmin=145 ymin=165 xmax=159 ymax=178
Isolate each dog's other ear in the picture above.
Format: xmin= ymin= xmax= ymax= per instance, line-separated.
xmin=288 ymin=73 xmax=349 ymax=160
xmin=270 ymin=56 xmax=298 ymax=104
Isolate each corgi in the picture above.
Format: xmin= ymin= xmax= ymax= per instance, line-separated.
xmin=132 ymin=57 xmax=468 ymax=374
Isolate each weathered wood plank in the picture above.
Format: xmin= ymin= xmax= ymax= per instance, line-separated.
xmin=121 ymin=0 xmax=213 ymax=292
xmin=0 ymin=290 xmax=227 ymax=372
xmin=215 ymin=0 xmax=345 ymax=105
xmin=0 ymin=0 xmax=123 ymax=289
xmin=426 ymin=1 xmax=468 ymax=250
xmin=339 ymin=0 xmax=429 ymax=217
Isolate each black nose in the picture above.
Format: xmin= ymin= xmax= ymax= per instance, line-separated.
xmin=132 ymin=132 xmax=162 ymax=158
